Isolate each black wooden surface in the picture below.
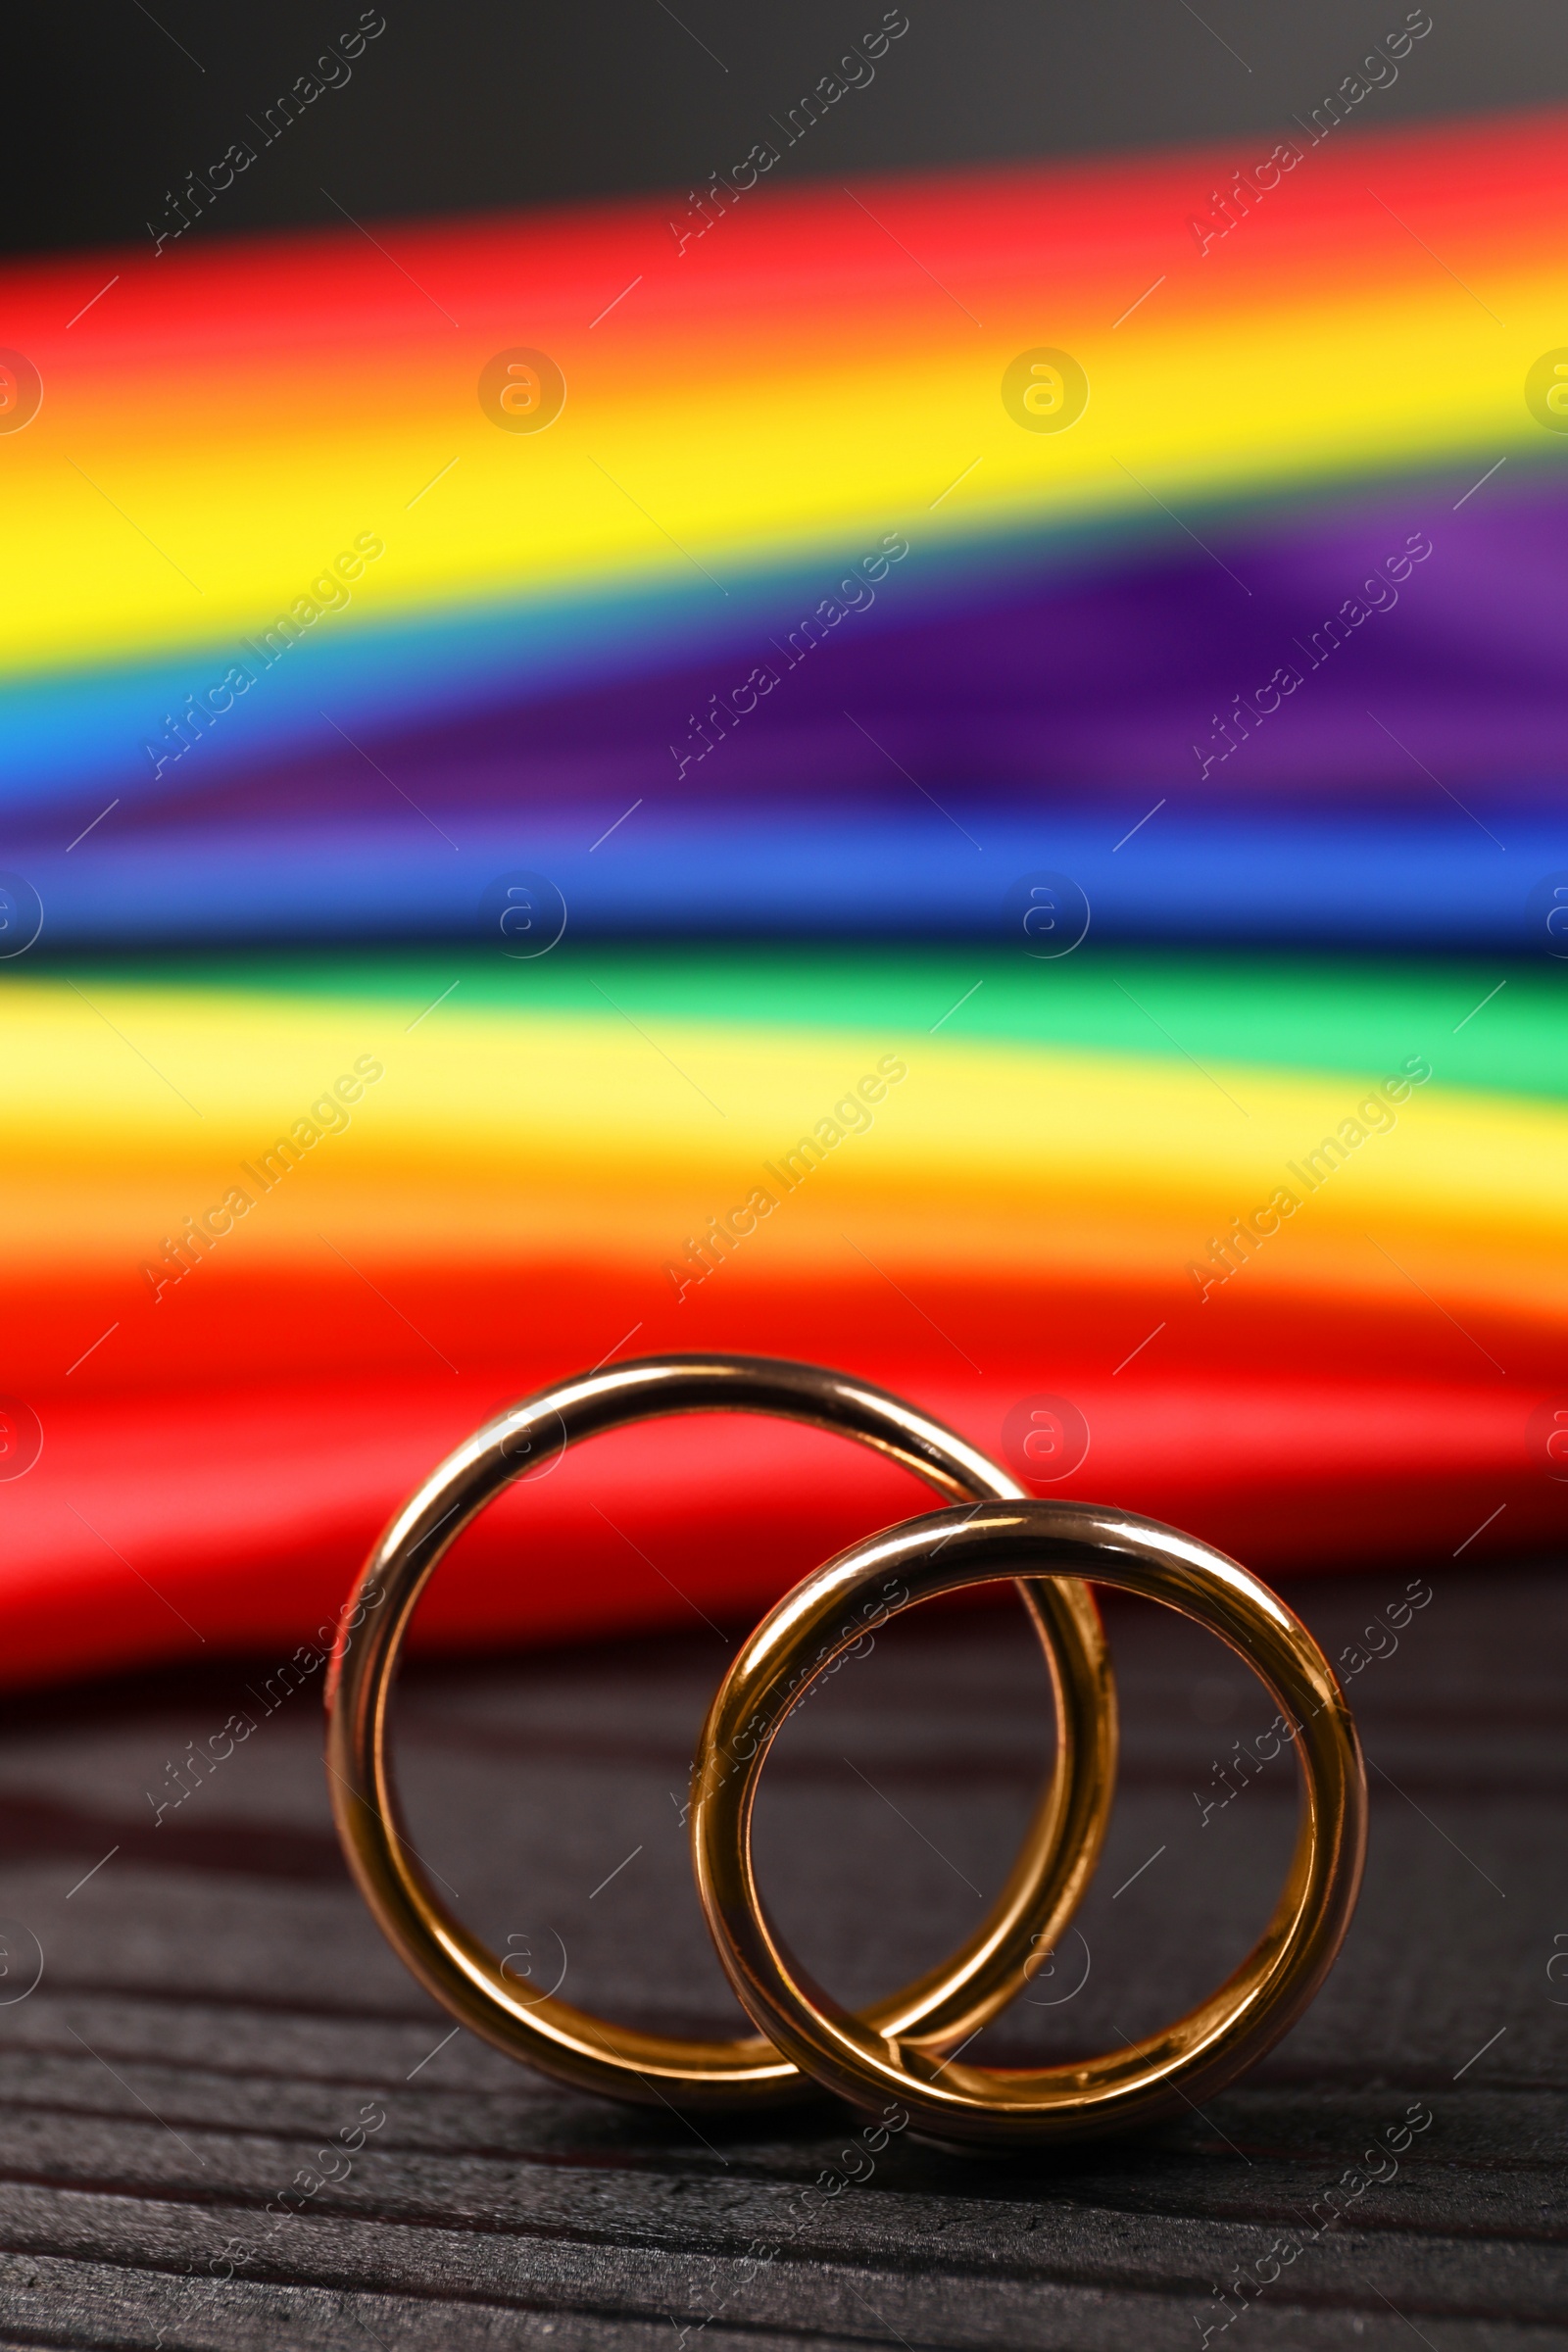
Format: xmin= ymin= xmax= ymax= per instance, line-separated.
xmin=0 ymin=1557 xmax=1563 ymax=2349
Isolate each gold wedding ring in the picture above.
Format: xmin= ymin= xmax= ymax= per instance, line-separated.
xmin=325 ymin=1355 xmax=1116 ymax=2108
xmin=328 ymin=1355 xmax=1364 ymax=2140
xmin=692 ymin=1497 xmax=1366 ymax=2148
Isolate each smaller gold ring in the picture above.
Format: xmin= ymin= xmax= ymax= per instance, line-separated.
xmin=692 ymin=1498 xmax=1366 ymax=2148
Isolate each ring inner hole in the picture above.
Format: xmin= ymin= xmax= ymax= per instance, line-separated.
xmin=750 ymin=1584 xmax=1296 ymax=2063
xmin=388 ymin=1411 xmax=983 ymax=2038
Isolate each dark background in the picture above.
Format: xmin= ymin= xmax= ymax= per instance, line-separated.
xmin=14 ymin=0 xmax=1568 ymax=260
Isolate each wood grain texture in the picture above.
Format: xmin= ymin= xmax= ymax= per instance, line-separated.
xmin=0 ymin=1559 xmax=1561 ymax=2349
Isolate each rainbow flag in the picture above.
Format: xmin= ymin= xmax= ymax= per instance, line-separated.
xmin=2 ymin=947 xmax=1560 ymax=1687
xmin=0 ymin=106 xmax=1563 ymax=1685
xmin=0 ymin=105 xmax=1563 ymax=945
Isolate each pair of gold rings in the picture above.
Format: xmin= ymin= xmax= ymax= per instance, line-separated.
xmin=325 ymin=1354 xmax=1366 ymax=2150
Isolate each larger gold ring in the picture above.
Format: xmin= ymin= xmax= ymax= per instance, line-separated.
xmin=692 ymin=1498 xmax=1366 ymax=2148
xmin=325 ymin=1354 xmax=1117 ymax=2109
